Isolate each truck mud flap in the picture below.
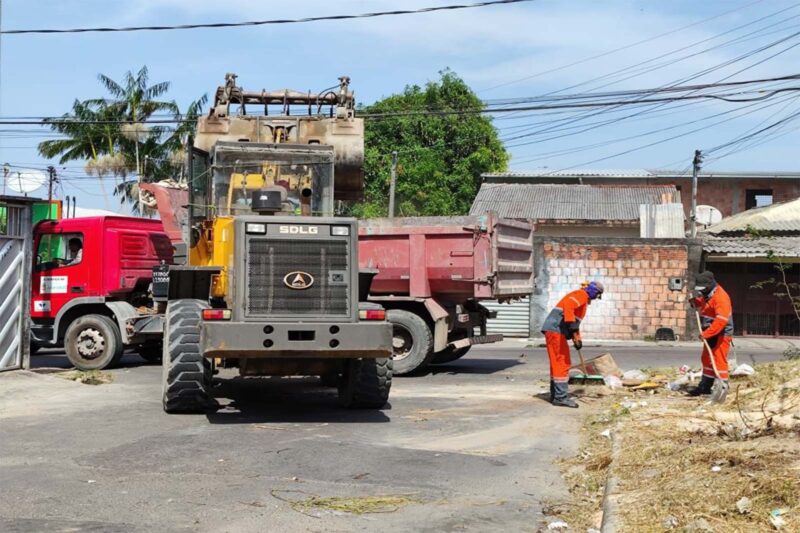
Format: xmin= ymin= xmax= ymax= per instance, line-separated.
xmin=449 ymin=334 xmax=504 ymax=350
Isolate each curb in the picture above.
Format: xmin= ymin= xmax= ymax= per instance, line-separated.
xmin=600 ymin=425 xmax=622 ymax=533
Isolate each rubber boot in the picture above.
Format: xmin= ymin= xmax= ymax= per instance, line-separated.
xmin=687 ymin=376 xmax=714 ymax=396
xmin=549 ymin=380 xmax=555 ymax=403
xmin=552 ymin=381 xmax=579 ymax=408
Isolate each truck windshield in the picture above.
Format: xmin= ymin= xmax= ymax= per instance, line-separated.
xmin=211 ymin=142 xmax=334 ymax=217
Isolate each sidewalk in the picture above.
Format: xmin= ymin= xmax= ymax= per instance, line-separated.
xmin=488 ymin=337 xmax=800 ymax=350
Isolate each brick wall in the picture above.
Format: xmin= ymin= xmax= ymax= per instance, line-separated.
xmin=583 ymin=177 xmax=800 ymax=217
xmin=535 ymin=239 xmax=693 ymax=340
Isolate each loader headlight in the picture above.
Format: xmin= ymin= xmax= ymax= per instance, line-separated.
xmin=331 ymin=226 xmax=350 ymax=236
xmin=246 ymin=223 xmax=267 ymax=234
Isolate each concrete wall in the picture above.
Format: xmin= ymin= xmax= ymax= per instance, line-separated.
xmin=531 ymin=237 xmax=704 ymax=340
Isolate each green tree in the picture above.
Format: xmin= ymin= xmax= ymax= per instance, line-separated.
xmin=352 ymin=70 xmax=508 ymax=218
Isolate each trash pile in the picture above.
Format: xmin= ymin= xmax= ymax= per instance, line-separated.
xmin=560 ymin=359 xmax=800 ymax=532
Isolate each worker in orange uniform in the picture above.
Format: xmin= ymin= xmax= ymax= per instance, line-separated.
xmin=541 ymin=281 xmax=605 ymax=408
xmin=688 ymin=270 xmax=733 ymax=396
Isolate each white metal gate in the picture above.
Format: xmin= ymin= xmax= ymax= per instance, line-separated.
xmin=0 ymin=237 xmax=25 ymax=371
xmin=484 ymin=297 xmax=531 ymax=337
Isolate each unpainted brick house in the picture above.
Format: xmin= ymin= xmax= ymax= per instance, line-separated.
xmin=482 ymin=169 xmax=800 ymax=218
xmin=702 ymin=198 xmax=800 ymax=338
xmin=471 ymin=182 xmax=700 ymax=340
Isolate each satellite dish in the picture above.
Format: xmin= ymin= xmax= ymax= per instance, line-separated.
xmin=7 ymin=169 xmax=46 ymax=194
xmin=696 ymin=205 xmax=723 ymax=226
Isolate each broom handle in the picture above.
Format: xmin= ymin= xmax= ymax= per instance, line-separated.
xmin=695 ymin=310 xmax=721 ymax=380
xmin=576 ymin=346 xmax=589 ymax=376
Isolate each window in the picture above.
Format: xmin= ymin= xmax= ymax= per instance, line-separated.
xmin=35 ymin=233 xmax=83 ymax=271
xmin=745 ymin=189 xmax=773 ymax=210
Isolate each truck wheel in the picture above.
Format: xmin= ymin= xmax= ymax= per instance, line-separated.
xmin=64 ymin=314 xmax=124 ymax=371
xmin=338 ymin=358 xmax=392 ymax=408
xmin=162 ymin=299 xmax=213 ymax=414
xmin=137 ymin=342 xmax=162 ymax=364
xmin=387 ymin=309 xmax=434 ymax=375
xmin=432 ymin=345 xmax=472 ymax=365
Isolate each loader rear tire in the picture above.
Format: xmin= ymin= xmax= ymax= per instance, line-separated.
xmin=162 ymin=299 xmax=213 ymax=414
xmin=64 ymin=314 xmax=124 ymax=371
xmin=387 ymin=309 xmax=434 ymax=376
xmin=338 ymin=358 xmax=392 ymax=409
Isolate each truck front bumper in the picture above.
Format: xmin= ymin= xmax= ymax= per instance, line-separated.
xmin=201 ymin=321 xmax=392 ymax=359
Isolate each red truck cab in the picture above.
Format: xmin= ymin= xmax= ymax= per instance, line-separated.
xmin=31 ymin=216 xmax=173 ymax=369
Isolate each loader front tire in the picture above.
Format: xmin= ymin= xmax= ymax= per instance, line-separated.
xmin=162 ymin=299 xmax=213 ymax=414
xmin=338 ymin=357 xmax=392 ymax=409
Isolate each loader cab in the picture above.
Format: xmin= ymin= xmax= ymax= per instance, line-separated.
xmin=187 ymin=141 xmax=335 ymax=229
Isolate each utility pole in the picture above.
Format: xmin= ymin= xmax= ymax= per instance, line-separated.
xmin=690 ymin=149 xmax=703 ymax=238
xmin=46 ymin=166 xmax=57 ymax=207
xmin=388 ymin=151 xmax=398 ymax=218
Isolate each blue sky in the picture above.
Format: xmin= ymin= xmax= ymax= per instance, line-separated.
xmin=2 ymin=0 xmax=799 ymax=211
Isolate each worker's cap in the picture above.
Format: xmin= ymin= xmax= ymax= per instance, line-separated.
xmin=694 ymin=271 xmax=715 ymax=288
xmin=590 ymin=281 xmax=605 ymax=293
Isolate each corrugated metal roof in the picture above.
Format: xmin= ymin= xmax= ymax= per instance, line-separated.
xmin=703 ymin=236 xmax=800 ymax=257
xmin=703 ymin=198 xmax=800 ymax=234
xmin=470 ymin=183 xmax=679 ymax=221
xmin=483 ymin=169 xmax=800 ymax=180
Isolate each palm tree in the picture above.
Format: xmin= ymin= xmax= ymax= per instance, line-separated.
xmin=38 ymin=100 xmax=121 ymax=209
xmin=39 ymin=66 xmax=208 ymax=212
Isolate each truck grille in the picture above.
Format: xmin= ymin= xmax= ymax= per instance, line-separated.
xmin=246 ymin=239 xmax=349 ymax=317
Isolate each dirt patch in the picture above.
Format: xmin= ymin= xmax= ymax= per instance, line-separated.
xmin=556 ymin=360 xmax=800 ymax=532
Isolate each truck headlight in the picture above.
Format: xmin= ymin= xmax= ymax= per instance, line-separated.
xmin=246 ymin=223 xmax=267 ymax=234
xmin=331 ymin=226 xmax=350 ymax=236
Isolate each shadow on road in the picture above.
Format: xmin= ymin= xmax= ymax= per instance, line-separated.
xmin=423 ymin=357 xmax=524 ymax=376
xmin=28 ymin=350 xmax=155 ymax=371
xmin=206 ymin=376 xmax=391 ymax=424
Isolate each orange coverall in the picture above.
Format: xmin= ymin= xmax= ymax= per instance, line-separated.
xmin=695 ymin=284 xmax=734 ymax=380
xmin=543 ymin=289 xmax=589 ymax=384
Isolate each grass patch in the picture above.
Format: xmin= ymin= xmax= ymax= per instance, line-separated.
xmin=271 ymin=490 xmax=416 ymax=516
xmin=55 ymin=370 xmax=114 ymax=385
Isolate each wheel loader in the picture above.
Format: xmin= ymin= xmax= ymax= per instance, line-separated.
xmin=158 ymin=74 xmax=392 ymax=413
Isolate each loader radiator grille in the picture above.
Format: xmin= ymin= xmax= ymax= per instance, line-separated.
xmin=246 ymin=238 xmax=349 ymax=317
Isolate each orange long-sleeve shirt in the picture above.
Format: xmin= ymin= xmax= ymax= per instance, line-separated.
xmin=697 ymin=284 xmax=734 ymax=339
xmin=559 ymin=289 xmax=589 ymax=323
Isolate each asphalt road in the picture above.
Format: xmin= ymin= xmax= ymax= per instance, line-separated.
xmin=0 ymin=345 xmax=784 ymax=532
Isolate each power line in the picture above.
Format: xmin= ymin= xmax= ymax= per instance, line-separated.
xmin=479 ymin=0 xmax=768 ymax=93
xmin=0 ymin=0 xmax=533 ymax=35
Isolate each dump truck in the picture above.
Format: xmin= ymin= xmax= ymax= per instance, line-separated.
xmin=30 ymin=216 xmax=173 ymax=369
xmin=156 ymin=74 xmax=393 ymax=413
xmin=359 ymin=215 xmax=534 ymax=375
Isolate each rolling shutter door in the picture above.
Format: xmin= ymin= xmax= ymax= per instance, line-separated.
xmin=484 ymin=298 xmax=530 ymax=337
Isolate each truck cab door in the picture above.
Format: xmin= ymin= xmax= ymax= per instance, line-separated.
xmin=31 ymin=231 xmax=91 ymax=320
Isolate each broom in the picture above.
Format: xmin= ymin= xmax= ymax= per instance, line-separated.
xmin=695 ymin=310 xmax=729 ymax=403
xmin=569 ymin=346 xmax=606 ymax=384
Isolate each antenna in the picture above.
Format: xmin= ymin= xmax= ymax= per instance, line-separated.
xmin=7 ymin=168 xmax=46 ymax=195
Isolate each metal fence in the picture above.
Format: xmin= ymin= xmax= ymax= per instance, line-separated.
xmin=0 ymin=199 xmax=35 ymax=371
xmin=0 ymin=238 xmax=25 ymax=370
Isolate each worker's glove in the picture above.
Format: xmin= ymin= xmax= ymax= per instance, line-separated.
xmin=573 ymin=332 xmax=583 ymax=350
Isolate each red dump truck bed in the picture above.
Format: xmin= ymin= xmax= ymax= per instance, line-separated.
xmin=358 ymin=213 xmax=534 ymax=302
